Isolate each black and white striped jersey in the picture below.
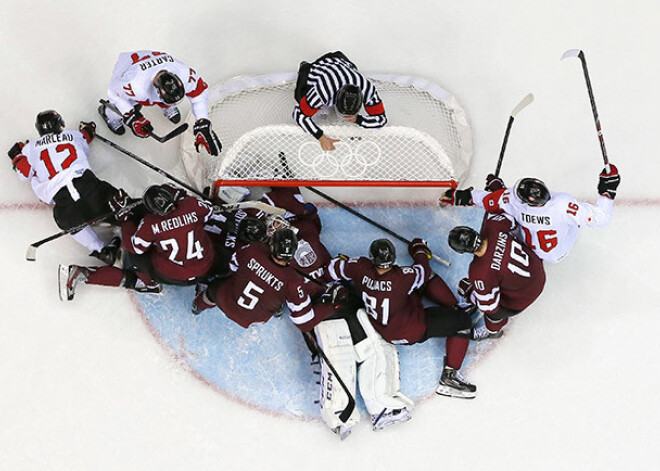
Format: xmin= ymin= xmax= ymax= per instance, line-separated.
xmin=293 ymin=52 xmax=387 ymax=139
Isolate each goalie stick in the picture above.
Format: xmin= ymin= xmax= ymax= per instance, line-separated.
xmin=303 ymin=331 xmax=356 ymax=423
xmin=25 ymin=200 xmax=283 ymax=262
xmin=276 ymin=152 xmax=451 ymax=267
xmin=561 ymin=49 xmax=610 ymax=172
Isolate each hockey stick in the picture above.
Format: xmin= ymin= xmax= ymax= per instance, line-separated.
xmin=303 ymin=331 xmax=356 ymax=423
xmin=95 ymin=134 xmax=286 ymax=217
xmin=495 ymin=93 xmax=534 ymax=178
xmin=305 ymin=187 xmax=451 ymax=267
xmin=561 ymin=49 xmax=610 ymax=171
xmin=148 ymin=123 xmax=189 ymax=143
xmin=25 ymin=200 xmax=143 ymax=262
xmin=99 ymin=100 xmax=188 ymax=144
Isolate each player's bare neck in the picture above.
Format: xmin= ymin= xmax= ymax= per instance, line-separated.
xmin=375 ymin=266 xmax=391 ymax=276
xmin=474 ymin=240 xmax=488 ymax=258
xmin=271 ymin=256 xmax=289 ymax=267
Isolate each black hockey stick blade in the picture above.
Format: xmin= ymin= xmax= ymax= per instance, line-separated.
xmin=148 ymin=123 xmax=189 ymax=143
xmin=304 ymin=331 xmax=356 ymax=423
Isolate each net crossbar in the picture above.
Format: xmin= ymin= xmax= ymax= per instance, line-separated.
xmin=181 ymin=73 xmax=472 ymax=190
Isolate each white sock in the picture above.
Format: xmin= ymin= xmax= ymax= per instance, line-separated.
xmin=71 ymin=227 xmax=104 ymax=253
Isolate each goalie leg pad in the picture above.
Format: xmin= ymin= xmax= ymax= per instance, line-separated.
xmin=314 ymin=319 xmax=360 ymax=430
xmin=354 ymin=309 xmax=414 ymax=416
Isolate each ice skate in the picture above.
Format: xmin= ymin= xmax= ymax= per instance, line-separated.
xmin=58 ymin=265 xmax=90 ymax=301
xmin=98 ymin=99 xmax=125 ymax=135
xmin=436 ymin=358 xmax=476 ymax=399
xmin=371 ymin=408 xmax=412 ymax=431
xmin=470 ymin=324 xmax=504 ymax=341
xmin=332 ymin=425 xmax=352 ymax=440
xmin=90 ymin=236 xmax=121 ymax=265
xmin=162 ymin=105 xmax=181 ymax=124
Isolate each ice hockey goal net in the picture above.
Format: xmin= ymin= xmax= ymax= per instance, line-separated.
xmin=181 ymin=73 xmax=472 ymax=191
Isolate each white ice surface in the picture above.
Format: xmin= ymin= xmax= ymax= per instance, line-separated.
xmin=1 ymin=1 xmax=659 ymax=470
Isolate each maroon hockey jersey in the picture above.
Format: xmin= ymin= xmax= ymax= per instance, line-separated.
xmin=469 ymin=214 xmax=546 ymax=314
xmin=128 ymin=196 xmax=215 ymax=282
xmin=212 ymin=242 xmax=332 ymax=331
xmin=326 ymin=253 xmax=432 ymax=344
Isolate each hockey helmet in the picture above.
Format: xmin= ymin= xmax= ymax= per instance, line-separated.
xmin=369 ymin=238 xmax=396 ymax=269
xmin=515 ymin=178 xmax=550 ymax=207
xmin=335 ymin=84 xmax=362 ymax=116
xmin=269 ymin=228 xmax=298 ymax=263
xmin=237 ymin=217 xmax=268 ymax=244
xmin=35 ymin=110 xmax=65 ymax=136
xmin=143 ymin=185 xmax=176 ymax=216
xmin=448 ymin=226 xmax=482 ymax=254
xmin=154 ymin=71 xmax=185 ymax=104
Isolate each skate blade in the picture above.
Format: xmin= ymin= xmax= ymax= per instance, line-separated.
xmin=435 ymin=385 xmax=477 ymax=399
xmin=57 ymin=265 xmax=69 ymax=302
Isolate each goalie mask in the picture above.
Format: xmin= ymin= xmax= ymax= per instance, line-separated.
xmin=269 ymin=228 xmax=298 ymax=263
xmin=369 ymin=238 xmax=396 ymax=269
xmin=154 ymin=71 xmax=185 ymax=104
xmin=515 ymin=178 xmax=550 ymax=207
xmin=266 ymin=215 xmax=298 ymax=237
xmin=448 ymin=226 xmax=482 ymax=254
xmin=35 ymin=110 xmax=65 ymax=136
xmin=335 ymin=84 xmax=362 ymax=116
xmin=143 ymin=185 xmax=176 ymax=216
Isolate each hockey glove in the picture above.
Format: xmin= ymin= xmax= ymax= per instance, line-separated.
xmin=123 ymin=106 xmax=153 ymax=138
xmin=485 ymin=174 xmax=505 ymax=192
xmin=457 ymin=277 xmax=473 ymax=300
xmin=408 ymin=238 xmax=432 ymax=259
xmin=109 ymin=189 xmax=134 ymax=223
xmin=598 ymin=164 xmax=620 ymax=200
xmin=7 ymin=141 xmax=27 ymax=166
xmin=439 ymin=187 xmax=473 ymax=207
xmin=193 ymin=119 xmax=222 ymax=156
xmin=79 ymin=121 xmax=96 ymax=142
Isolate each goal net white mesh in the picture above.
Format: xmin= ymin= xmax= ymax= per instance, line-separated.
xmin=181 ymin=73 xmax=472 ymax=191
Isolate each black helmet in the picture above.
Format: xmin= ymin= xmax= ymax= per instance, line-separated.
xmin=515 ymin=178 xmax=550 ymax=207
xmin=237 ymin=217 xmax=267 ymax=244
xmin=369 ymin=238 xmax=396 ymax=269
xmin=335 ymin=84 xmax=362 ymax=116
xmin=35 ymin=110 xmax=65 ymax=136
xmin=143 ymin=185 xmax=176 ymax=216
xmin=448 ymin=226 xmax=482 ymax=254
xmin=154 ymin=71 xmax=185 ymax=104
xmin=269 ymin=228 xmax=298 ymax=262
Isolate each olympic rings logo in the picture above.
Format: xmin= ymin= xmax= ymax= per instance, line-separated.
xmin=297 ymin=139 xmax=381 ymax=178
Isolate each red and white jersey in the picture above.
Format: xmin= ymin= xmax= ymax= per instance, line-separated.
xmin=325 ymin=254 xmax=431 ymax=344
xmin=214 ymin=242 xmax=332 ymax=331
xmin=13 ymin=129 xmax=92 ymax=204
xmin=128 ymin=196 xmax=215 ymax=282
xmin=473 ymin=188 xmax=614 ymax=263
xmin=468 ymin=214 xmax=546 ymax=315
xmin=107 ymin=50 xmax=209 ymax=119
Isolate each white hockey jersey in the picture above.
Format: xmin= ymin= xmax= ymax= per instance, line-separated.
xmin=472 ymin=188 xmax=613 ymax=263
xmin=14 ymin=129 xmax=93 ymax=204
xmin=107 ymin=50 xmax=209 ymax=119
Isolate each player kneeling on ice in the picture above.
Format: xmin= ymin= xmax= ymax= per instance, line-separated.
xmin=9 ymin=111 xmax=123 ymax=265
xmin=325 ymin=238 xmax=479 ymax=401
xmin=59 ymin=184 xmax=224 ymax=301
xmin=311 ymin=282 xmax=414 ymax=439
xmin=448 ymin=214 xmax=546 ymax=339
xmin=99 ymin=50 xmax=221 ymax=156
xmin=440 ymin=165 xmax=621 ymax=264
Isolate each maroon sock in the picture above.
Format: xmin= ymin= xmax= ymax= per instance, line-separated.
xmin=87 ymin=266 xmax=125 ymax=287
xmin=445 ymin=336 xmax=469 ymax=370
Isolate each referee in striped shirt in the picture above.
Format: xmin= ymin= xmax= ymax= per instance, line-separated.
xmin=293 ymin=51 xmax=387 ymax=151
